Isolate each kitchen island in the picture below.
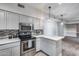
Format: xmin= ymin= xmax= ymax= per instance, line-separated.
xmin=34 ymin=35 xmax=64 ymax=56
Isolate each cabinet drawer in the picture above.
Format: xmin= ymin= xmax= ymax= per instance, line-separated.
xmin=0 ymin=42 xmax=20 ymax=50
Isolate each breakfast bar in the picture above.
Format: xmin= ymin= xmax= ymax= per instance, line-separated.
xmin=35 ymin=35 xmax=64 ymax=56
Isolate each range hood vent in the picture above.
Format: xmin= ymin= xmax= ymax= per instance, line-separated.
xmin=18 ymin=3 xmax=25 ymax=8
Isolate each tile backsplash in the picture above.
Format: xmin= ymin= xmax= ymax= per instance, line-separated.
xmin=0 ymin=30 xmax=18 ymax=37
xmin=0 ymin=29 xmax=43 ymax=37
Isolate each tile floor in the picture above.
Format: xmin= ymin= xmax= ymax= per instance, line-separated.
xmin=34 ymin=52 xmax=47 ymax=56
xmin=62 ymin=39 xmax=79 ymax=56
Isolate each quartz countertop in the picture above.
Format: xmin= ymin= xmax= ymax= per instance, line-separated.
xmin=0 ymin=38 xmax=20 ymax=45
xmin=33 ymin=35 xmax=64 ymax=41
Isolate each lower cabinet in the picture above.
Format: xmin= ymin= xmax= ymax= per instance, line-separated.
xmin=0 ymin=42 xmax=20 ymax=56
xmin=11 ymin=46 xmax=20 ymax=56
xmin=0 ymin=48 xmax=11 ymax=56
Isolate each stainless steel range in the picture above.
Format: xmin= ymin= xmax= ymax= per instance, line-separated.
xmin=20 ymin=38 xmax=36 ymax=55
xmin=18 ymin=23 xmax=36 ymax=56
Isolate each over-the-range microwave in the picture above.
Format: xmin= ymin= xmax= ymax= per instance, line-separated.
xmin=19 ymin=23 xmax=33 ymax=31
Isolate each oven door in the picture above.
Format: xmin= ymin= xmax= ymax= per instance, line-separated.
xmin=21 ymin=40 xmax=36 ymax=55
xmin=21 ymin=41 xmax=28 ymax=54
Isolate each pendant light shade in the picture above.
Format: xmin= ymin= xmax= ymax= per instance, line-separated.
xmin=61 ymin=22 xmax=64 ymax=25
xmin=60 ymin=14 xmax=64 ymax=25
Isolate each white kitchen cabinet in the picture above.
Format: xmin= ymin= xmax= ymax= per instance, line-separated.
xmin=6 ymin=12 xmax=19 ymax=29
xmin=20 ymin=15 xmax=32 ymax=24
xmin=33 ymin=18 xmax=40 ymax=29
xmin=12 ymin=46 xmax=20 ymax=56
xmin=0 ymin=48 xmax=11 ymax=56
xmin=28 ymin=16 xmax=32 ymax=24
xmin=0 ymin=10 xmax=6 ymax=29
xmin=0 ymin=40 xmax=20 ymax=56
xmin=0 ymin=46 xmax=20 ymax=56
xmin=39 ymin=19 xmax=44 ymax=29
xmin=33 ymin=18 xmax=43 ymax=29
xmin=36 ymin=38 xmax=41 ymax=51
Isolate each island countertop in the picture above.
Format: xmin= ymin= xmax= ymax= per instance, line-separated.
xmin=33 ymin=35 xmax=64 ymax=41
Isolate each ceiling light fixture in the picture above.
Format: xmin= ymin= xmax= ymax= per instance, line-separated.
xmin=60 ymin=14 xmax=64 ymax=25
xmin=48 ymin=6 xmax=51 ymax=20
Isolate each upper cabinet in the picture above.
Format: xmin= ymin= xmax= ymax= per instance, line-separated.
xmin=6 ymin=12 xmax=19 ymax=29
xmin=39 ymin=19 xmax=44 ymax=29
xmin=20 ymin=15 xmax=32 ymax=24
xmin=33 ymin=18 xmax=43 ymax=29
xmin=0 ymin=10 xmax=6 ymax=29
xmin=0 ymin=9 xmax=43 ymax=30
xmin=33 ymin=18 xmax=40 ymax=29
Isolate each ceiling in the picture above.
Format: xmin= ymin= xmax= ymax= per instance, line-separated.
xmin=23 ymin=3 xmax=79 ymax=21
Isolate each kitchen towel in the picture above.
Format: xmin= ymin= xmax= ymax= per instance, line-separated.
xmin=28 ymin=40 xmax=32 ymax=48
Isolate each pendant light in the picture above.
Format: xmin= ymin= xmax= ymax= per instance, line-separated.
xmin=48 ymin=6 xmax=51 ymax=20
xmin=60 ymin=14 xmax=64 ymax=25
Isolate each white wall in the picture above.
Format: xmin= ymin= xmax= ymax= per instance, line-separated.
xmin=64 ymin=24 xmax=77 ymax=37
xmin=0 ymin=3 xmax=45 ymax=19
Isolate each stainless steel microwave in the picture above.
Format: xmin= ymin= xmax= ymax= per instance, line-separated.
xmin=19 ymin=23 xmax=33 ymax=31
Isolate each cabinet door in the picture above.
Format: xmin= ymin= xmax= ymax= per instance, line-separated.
xmin=0 ymin=48 xmax=11 ymax=56
xmin=34 ymin=18 xmax=40 ymax=29
xmin=39 ymin=19 xmax=43 ymax=29
xmin=0 ymin=10 xmax=6 ymax=29
xmin=6 ymin=12 xmax=19 ymax=29
xmin=11 ymin=46 xmax=20 ymax=56
xmin=20 ymin=15 xmax=32 ymax=24
xmin=28 ymin=17 xmax=32 ymax=24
